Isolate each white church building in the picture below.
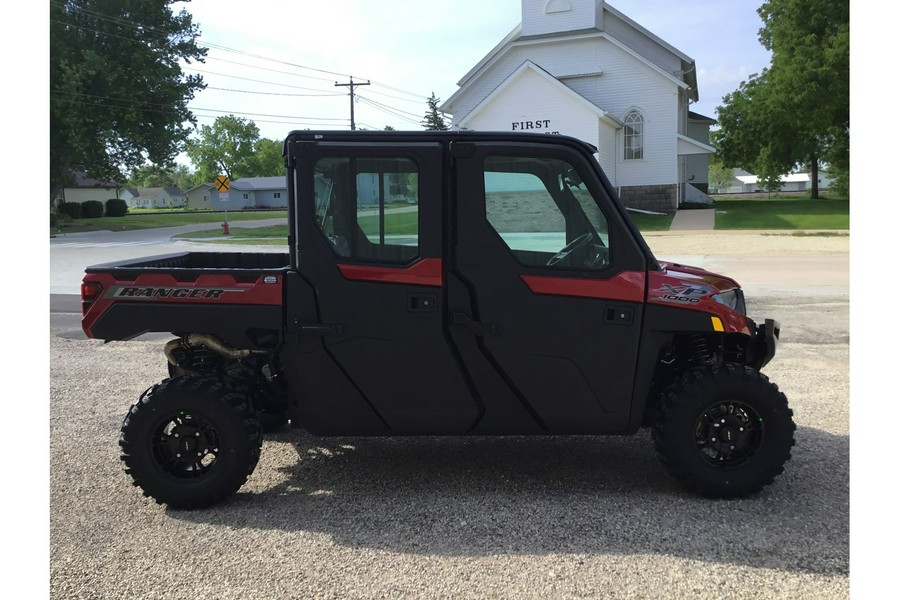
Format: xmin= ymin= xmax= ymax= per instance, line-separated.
xmin=441 ymin=0 xmax=716 ymax=212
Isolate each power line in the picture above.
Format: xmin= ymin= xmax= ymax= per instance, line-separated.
xmin=205 ymin=86 xmax=343 ymax=98
xmin=356 ymin=96 xmax=421 ymax=126
xmin=51 ymin=3 xmax=433 ymax=130
xmin=183 ymin=67 xmax=340 ymax=94
xmin=357 ymin=95 xmax=423 ymax=119
xmin=202 ymin=52 xmax=339 ymax=85
xmin=52 ymin=91 xmax=349 ymax=123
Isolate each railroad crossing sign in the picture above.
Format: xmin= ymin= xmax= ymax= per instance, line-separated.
xmin=213 ymin=175 xmax=231 ymax=192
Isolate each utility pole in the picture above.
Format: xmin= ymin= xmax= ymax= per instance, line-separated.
xmin=335 ymin=76 xmax=370 ymax=130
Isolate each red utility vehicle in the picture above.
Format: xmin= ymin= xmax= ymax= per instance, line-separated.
xmin=82 ymin=131 xmax=794 ymax=509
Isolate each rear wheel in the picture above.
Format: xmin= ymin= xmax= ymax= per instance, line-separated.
xmin=652 ymin=364 xmax=795 ymax=498
xmin=119 ymin=376 xmax=262 ymax=509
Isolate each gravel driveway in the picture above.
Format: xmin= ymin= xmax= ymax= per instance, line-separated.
xmin=49 ymin=233 xmax=850 ymax=599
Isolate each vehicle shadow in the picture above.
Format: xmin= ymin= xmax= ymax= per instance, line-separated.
xmin=171 ymin=425 xmax=848 ymax=575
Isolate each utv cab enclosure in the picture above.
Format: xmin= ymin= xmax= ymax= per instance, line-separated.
xmin=82 ymin=131 xmax=795 ymax=509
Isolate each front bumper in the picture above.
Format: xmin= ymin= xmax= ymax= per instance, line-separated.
xmin=749 ymin=318 xmax=780 ymax=369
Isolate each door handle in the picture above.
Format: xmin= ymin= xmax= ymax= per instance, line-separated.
xmin=605 ymin=306 xmax=634 ymax=326
xmin=408 ymin=294 xmax=437 ymax=312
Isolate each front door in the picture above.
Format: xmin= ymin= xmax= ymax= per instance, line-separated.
xmin=449 ymin=142 xmax=647 ymax=434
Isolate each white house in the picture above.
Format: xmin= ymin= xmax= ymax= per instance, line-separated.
xmin=120 ymin=187 xmax=186 ymax=208
xmin=228 ymin=177 xmax=288 ymax=209
xmin=185 ymin=183 xmax=215 ymax=210
xmin=719 ymin=169 xmax=833 ymax=194
xmin=53 ymin=171 xmax=121 ymax=207
xmin=440 ymin=0 xmax=715 ymax=212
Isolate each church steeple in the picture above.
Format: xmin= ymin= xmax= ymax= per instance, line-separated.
xmin=521 ymin=0 xmax=605 ymax=36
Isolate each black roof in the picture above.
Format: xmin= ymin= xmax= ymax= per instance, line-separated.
xmin=283 ymin=130 xmax=599 ymax=154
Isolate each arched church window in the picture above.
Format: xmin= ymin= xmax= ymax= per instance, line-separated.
xmin=624 ymin=110 xmax=643 ymax=160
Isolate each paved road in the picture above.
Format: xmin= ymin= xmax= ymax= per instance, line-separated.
xmin=48 ymin=225 xmax=851 ymax=599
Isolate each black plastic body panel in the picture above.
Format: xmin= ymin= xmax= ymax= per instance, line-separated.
xmin=90 ymin=303 xmax=283 ymax=349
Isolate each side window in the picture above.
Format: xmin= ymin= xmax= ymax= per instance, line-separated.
xmin=484 ymin=156 xmax=611 ymax=270
xmin=314 ymin=157 xmax=419 ymax=264
xmin=624 ymin=110 xmax=644 ymax=160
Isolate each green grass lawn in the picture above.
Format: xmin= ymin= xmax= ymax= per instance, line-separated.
xmin=627 ymin=211 xmax=675 ymax=232
xmin=174 ymin=210 xmax=419 ymax=245
xmin=713 ymin=196 xmax=849 ymax=230
xmin=358 ymin=211 xmax=419 ymax=235
xmin=174 ymin=225 xmax=287 ymax=239
xmin=52 ymin=210 xmax=288 ymax=235
xmin=53 ymin=196 xmax=849 ymax=237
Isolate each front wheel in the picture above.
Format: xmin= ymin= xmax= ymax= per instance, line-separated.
xmin=652 ymin=364 xmax=795 ymax=498
xmin=119 ymin=376 xmax=262 ymax=509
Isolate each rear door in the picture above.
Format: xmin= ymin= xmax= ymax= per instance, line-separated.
xmin=449 ymin=141 xmax=648 ymax=434
xmin=289 ymin=140 xmax=479 ymax=434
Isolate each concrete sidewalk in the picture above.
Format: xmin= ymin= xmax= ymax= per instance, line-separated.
xmin=669 ymin=208 xmax=715 ymax=230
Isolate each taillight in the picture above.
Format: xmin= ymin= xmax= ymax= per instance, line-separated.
xmin=81 ymin=282 xmax=102 ymax=315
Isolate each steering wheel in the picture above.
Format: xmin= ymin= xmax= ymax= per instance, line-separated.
xmin=547 ymin=232 xmax=593 ymax=267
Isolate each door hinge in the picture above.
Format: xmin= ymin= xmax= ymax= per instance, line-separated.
xmin=450 ymin=312 xmax=502 ymax=337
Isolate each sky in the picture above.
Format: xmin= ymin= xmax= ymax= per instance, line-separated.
xmin=180 ymin=0 xmax=773 ymax=143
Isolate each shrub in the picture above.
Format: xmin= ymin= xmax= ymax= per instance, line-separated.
xmin=50 ymin=212 xmax=58 ymax=228
xmin=105 ymin=198 xmax=129 ymax=217
xmin=58 ymin=202 xmax=82 ymax=219
xmin=81 ymin=200 xmax=104 ymax=218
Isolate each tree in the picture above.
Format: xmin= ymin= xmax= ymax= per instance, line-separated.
xmin=50 ymin=0 xmax=206 ymax=201
xmin=712 ymin=0 xmax=849 ymax=199
xmin=707 ymin=157 xmax=734 ymax=193
xmin=126 ymin=163 xmax=198 ymax=189
xmin=185 ymin=115 xmax=261 ymax=182
xmin=248 ymin=138 xmax=284 ymax=177
xmin=422 ymin=92 xmax=449 ymax=131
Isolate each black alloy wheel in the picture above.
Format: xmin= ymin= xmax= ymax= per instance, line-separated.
xmin=695 ymin=400 xmax=763 ymax=466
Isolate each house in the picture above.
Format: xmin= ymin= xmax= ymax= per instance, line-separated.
xmin=120 ymin=187 xmax=186 ymax=208
xmin=440 ymin=0 xmax=716 ymax=212
xmin=185 ymin=183 xmax=215 ymax=210
xmin=53 ymin=171 xmax=121 ymax=207
xmin=210 ymin=177 xmax=288 ymax=211
xmin=717 ymin=169 xmax=833 ymax=194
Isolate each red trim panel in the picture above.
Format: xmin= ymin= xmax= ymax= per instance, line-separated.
xmin=521 ymin=270 xmax=645 ymax=302
xmin=337 ymin=258 xmax=443 ymax=287
xmin=81 ymin=271 xmax=283 ymax=338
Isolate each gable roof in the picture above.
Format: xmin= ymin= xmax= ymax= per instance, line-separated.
xmin=230 ymin=176 xmax=286 ymax=190
xmin=443 ymin=1 xmax=698 ymax=115
xmin=184 ymin=183 xmax=214 ymax=194
xmin=68 ymin=171 xmax=121 ymax=189
xmin=688 ymin=111 xmax=716 ymax=124
xmin=457 ymin=60 xmax=623 ymax=128
xmin=128 ymin=186 xmax=185 ymax=199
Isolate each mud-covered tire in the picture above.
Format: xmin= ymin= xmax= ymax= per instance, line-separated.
xmin=652 ymin=364 xmax=795 ymax=498
xmin=119 ymin=376 xmax=262 ymax=509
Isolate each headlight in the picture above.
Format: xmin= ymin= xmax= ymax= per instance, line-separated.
xmin=712 ymin=289 xmax=746 ymax=315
